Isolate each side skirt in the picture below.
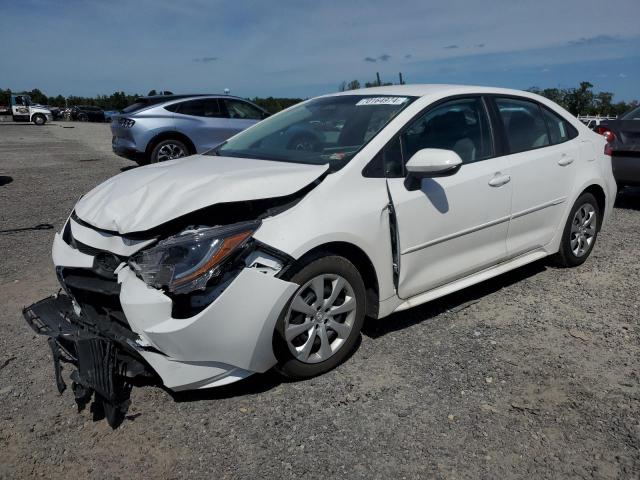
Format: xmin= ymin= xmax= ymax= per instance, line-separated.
xmin=392 ymin=248 xmax=548 ymax=313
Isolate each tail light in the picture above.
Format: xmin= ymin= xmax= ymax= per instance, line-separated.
xmin=595 ymin=126 xmax=616 ymax=144
xmin=604 ymin=143 xmax=613 ymax=156
xmin=118 ymin=118 xmax=135 ymax=128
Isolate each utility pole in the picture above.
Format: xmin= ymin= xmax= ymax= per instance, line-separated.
xmin=376 ymin=72 xmax=381 ymax=86
xmin=399 ymin=72 xmax=404 ymax=85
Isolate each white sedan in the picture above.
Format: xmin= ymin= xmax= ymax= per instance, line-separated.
xmin=24 ymin=85 xmax=616 ymax=426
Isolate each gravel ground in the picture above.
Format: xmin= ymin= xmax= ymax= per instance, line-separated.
xmin=0 ymin=122 xmax=639 ymax=479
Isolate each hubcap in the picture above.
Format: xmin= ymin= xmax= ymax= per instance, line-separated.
xmin=570 ymin=203 xmax=597 ymax=257
xmin=156 ymin=143 xmax=186 ymax=162
xmin=284 ymin=274 xmax=357 ymax=364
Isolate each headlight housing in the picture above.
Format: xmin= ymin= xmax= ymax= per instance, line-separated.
xmin=129 ymin=221 xmax=259 ymax=294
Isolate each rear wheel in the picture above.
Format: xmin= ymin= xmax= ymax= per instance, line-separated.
xmin=32 ymin=114 xmax=46 ymax=126
xmin=150 ymin=139 xmax=189 ymax=163
xmin=551 ymin=192 xmax=600 ymax=267
xmin=78 ymin=113 xmax=89 ymax=122
xmin=274 ymin=255 xmax=366 ymax=380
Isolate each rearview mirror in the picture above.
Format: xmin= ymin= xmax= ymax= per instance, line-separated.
xmin=404 ymin=149 xmax=463 ymax=190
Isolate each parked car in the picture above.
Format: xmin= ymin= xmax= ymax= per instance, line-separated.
xmin=596 ymin=106 xmax=640 ymax=188
xmin=24 ymin=85 xmax=615 ymax=427
xmin=43 ymin=105 xmax=63 ymax=120
xmin=111 ymin=94 xmax=269 ymax=164
xmin=67 ymin=105 xmax=106 ymax=122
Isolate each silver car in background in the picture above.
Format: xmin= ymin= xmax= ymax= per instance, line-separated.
xmin=111 ymin=94 xmax=269 ymax=164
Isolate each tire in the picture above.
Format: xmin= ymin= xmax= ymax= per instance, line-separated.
xmin=551 ymin=192 xmax=600 ymax=267
xmin=32 ymin=114 xmax=46 ymax=126
xmin=150 ymin=139 xmax=189 ymax=163
xmin=273 ymin=255 xmax=366 ymax=380
xmin=78 ymin=113 xmax=88 ymax=122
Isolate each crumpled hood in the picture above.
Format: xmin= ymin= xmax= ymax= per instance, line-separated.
xmin=75 ymin=154 xmax=328 ymax=234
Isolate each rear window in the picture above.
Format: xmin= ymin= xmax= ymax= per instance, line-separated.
xmin=622 ymin=106 xmax=640 ymax=120
xmin=541 ymin=107 xmax=578 ymax=144
xmin=121 ymin=101 xmax=149 ymax=114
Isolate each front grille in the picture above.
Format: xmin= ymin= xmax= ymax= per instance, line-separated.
xmin=58 ymin=267 xmax=132 ymax=334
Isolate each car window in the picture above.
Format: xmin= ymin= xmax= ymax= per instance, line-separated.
xmin=201 ymin=99 xmax=224 ymax=118
xmin=122 ymin=101 xmax=148 ymax=113
xmin=622 ymin=106 xmax=640 ymax=120
xmin=402 ymin=97 xmax=493 ymax=165
xmin=495 ymin=98 xmax=550 ymax=153
xmin=176 ymin=100 xmax=205 ymax=117
xmin=172 ymin=99 xmax=224 ymax=118
xmin=225 ymin=99 xmax=264 ymax=120
xmin=164 ymin=102 xmax=181 ymax=113
xmin=541 ymin=107 xmax=574 ymax=144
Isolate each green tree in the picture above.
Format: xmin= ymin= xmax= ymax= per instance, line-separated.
xmin=563 ymin=82 xmax=594 ymax=115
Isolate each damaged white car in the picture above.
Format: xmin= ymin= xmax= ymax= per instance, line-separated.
xmin=24 ymin=85 xmax=616 ymax=427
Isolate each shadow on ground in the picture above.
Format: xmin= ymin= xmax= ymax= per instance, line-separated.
xmin=363 ymin=259 xmax=546 ymax=339
xmin=0 ymin=175 xmax=13 ymax=186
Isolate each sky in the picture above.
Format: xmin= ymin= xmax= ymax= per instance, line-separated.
xmin=1 ymin=0 xmax=639 ymax=100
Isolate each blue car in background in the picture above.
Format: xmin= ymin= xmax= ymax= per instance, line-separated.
xmin=111 ymin=94 xmax=269 ymax=164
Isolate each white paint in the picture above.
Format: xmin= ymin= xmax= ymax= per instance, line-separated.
xmin=74 ymin=155 xmax=328 ymax=233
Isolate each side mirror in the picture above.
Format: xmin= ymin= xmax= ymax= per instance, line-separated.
xmin=404 ymin=149 xmax=462 ymax=190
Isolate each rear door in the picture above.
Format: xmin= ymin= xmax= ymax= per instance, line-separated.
xmin=490 ymin=97 xmax=578 ymax=257
xmin=173 ymin=98 xmax=235 ymax=152
xmin=386 ymin=96 xmax=512 ymax=299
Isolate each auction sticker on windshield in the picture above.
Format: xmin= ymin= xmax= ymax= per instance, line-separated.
xmin=356 ymin=97 xmax=409 ymax=106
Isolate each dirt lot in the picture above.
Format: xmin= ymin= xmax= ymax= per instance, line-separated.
xmin=0 ymin=122 xmax=639 ymax=479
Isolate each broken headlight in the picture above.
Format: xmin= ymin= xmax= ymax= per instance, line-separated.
xmin=129 ymin=221 xmax=260 ymax=294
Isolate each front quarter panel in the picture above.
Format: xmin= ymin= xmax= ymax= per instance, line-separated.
xmin=253 ymin=172 xmax=397 ymax=303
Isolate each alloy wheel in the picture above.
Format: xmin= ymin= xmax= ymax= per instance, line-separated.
xmin=570 ymin=203 xmax=597 ymax=257
xmin=284 ymin=274 xmax=357 ymax=364
xmin=156 ymin=143 xmax=187 ymax=162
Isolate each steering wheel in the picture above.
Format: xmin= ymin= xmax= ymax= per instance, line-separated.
xmin=287 ymin=132 xmax=322 ymax=152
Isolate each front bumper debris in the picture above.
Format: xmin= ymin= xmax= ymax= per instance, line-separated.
xmin=23 ymin=294 xmax=155 ymax=428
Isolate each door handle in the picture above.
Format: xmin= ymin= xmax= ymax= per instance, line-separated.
xmin=488 ymin=174 xmax=511 ymax=187
xmin=558 ymin=156 xmax=574 ymax=166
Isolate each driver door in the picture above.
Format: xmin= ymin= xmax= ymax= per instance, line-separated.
xmin=385 ymin=97 xmax=512 ymax=299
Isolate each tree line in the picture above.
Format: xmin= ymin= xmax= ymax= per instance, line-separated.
xmin=527 ymin=82 xmax=637 ymax=117
xmin=0 ymin=88 xmax=304 ymax=114
xmin=3 ymin=81 xmax=637 ymax=117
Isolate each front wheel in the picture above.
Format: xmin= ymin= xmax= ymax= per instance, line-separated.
xmin=551 ymin=192 xmax=600 ymax=267
xmin=274 ymin=255 xmax=366 ymax=380
xmin=32 ymin=114 xmax=46 ymax=126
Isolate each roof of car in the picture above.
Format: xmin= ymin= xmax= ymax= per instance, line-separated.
xmin=137 ymin=94 xmax=246 ymax=102
xmin=331 ymin=84 xmax=543 ymax=99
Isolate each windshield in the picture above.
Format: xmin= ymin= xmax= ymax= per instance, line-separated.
xmin=622 ymin=106 xmax=640 ymax=120
xmin=210 ymin=95 xmax=416 ymax=168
